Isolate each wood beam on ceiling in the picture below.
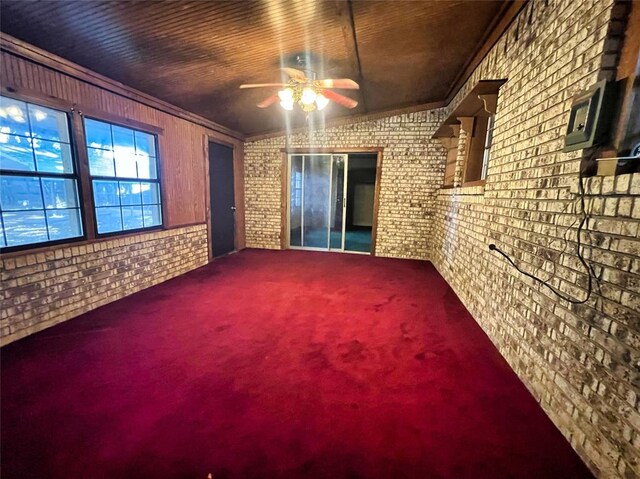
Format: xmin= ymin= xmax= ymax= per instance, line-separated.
xmin=335 ymin=0 xmax=367 ymax=112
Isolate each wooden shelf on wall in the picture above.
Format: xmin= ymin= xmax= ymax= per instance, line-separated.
xmin=433 ymin=80 xmax=506 ymax=139
xmin=435 ymin=80 xmax=505 ymax=187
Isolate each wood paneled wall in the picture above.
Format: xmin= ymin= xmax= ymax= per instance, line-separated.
xmin=0 ymin=36 xmax=245 ymax=250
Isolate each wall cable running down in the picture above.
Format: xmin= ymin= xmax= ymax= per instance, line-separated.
xmin=430 ymin=0 xmax=640 ymax=477
xmin=488 ymin=166 xmax=599 ymax=305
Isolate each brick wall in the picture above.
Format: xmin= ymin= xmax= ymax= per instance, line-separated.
xmin=431 ymin=0 xmax=639 ymax=477
xmin=1 ymin=225 xmax=208 ymax=345
xmin=244 ymin=109 xmax=447 ymax=259
xmin=244 ymin=0 xmax=638 ymax=476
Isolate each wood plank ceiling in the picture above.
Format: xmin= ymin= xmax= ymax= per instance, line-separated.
xmin=0 ymin=0 xmax=507 ymax=136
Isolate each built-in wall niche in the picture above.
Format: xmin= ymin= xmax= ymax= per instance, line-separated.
xmin=584 ymin=0 xmax=640 ymax=177
xmin=433 ymin=80 xmax=506 ymax=188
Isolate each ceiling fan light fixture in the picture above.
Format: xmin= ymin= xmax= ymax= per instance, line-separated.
xmin=243 ymin=68 xmax=358 ymax=113
xmin=278 ymin=88 xmax=294 ymax=102
xmin=280 ymin=98 xmax=294 ymax=110
xmin=300 ymin=87 xmax=317 ymax=106
xmin=315 ymin=93 xmax=330 ymax=110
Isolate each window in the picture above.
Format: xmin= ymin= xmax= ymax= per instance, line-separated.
xmin=462 ymin=115 xmax=492 ymax=184
xmin=0 ymin=96 xmax=83 ymax=248
xmin=481 ymin=115 xmax=494 ymax=180
xmin=0 ymin=94 xmax=165 ymax=252
xmin=432 ymin=80 xmax=504 ymax=187
xmin=84 ymin=118 xmax=162 ymax=235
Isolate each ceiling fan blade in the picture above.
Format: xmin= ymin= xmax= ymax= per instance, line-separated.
xmin=321 ymin=90 xmax=358 ymax=109
xmin=316 ymin=79 xmax=359 ymax=89
xmin=257 ymin=94 xmax=279 ymax=108
xmin=240 ymin=83 xmax=287 ymax=89
xmin=281 ymin=67 xmax=307 ymax=82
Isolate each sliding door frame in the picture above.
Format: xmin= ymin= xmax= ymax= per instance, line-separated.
xmin=281 ymin=147 xmax=383 ymax=255
xmin=286 ymin=153 xmax=338 ymax=252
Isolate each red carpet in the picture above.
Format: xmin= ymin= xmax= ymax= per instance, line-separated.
xmin=1 ymin=249 xmax=593 ymax=478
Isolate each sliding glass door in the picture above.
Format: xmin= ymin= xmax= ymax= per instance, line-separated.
xmin=288 ymin=154 xmax=347 ymax=251
xmin=303 ymin=155 xmax=331 ymax=248
xmin=329 ymin=156 xmax=345 ymax=250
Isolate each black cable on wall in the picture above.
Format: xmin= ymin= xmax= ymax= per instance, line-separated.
xmin=488 ymin=167 xmax=595 ymax=305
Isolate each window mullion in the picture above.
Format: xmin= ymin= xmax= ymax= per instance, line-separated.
xmin=71 ymin=112 xmax=97 ymax=240
xmin=25 ymin=103 xmax=38 ymax=172
xmin=0 ymin=169 xmax=78 ymax=179
xmin=37 ymin=177 xmax=51 ymax=241
xmin=0 ymin=212 xmax=8 ymax=247
xmin=90 ymin=174 xmax=158 ymax=182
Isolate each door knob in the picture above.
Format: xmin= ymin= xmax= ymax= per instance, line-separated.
xmin=231 ymin=206 xmax=236 ymax=211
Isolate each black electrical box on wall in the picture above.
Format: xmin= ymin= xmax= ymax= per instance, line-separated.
xmin=563 ymin=80 xmax=616 ymax=152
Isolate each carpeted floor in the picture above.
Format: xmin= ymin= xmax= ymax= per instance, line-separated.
xmin=1 ymin=249 xmax=593 ymax=479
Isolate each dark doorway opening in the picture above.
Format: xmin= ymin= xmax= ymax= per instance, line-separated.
xmin=209 ymin=142 xmax=235 ymax=257
xmin=345 ymin=154 xmax=377 ymax=253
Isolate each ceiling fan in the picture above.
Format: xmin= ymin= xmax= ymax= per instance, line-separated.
xmin=240 ymin=67 xmax=359 ymax=112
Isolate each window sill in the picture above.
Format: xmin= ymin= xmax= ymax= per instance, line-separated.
xmin=438 ymin=181 xmax=486 ymax=197
xmin=462 ymin=179 xmax=486 ymax=188
xmin=94 ymin=225 xmax=164 ymax=240
xmin=0 ymin=224 xmax=183 ymax=259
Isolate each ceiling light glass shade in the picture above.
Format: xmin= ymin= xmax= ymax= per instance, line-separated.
xmin=278 ymin=88 xmax=294 ymax=102
xmin=315 ymin=93 xmax=330 ymax=110
xmin=301 ymin=87 xmax=317 ymax=105
xmin=280 ymin=98 xmax=294 ymax=110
